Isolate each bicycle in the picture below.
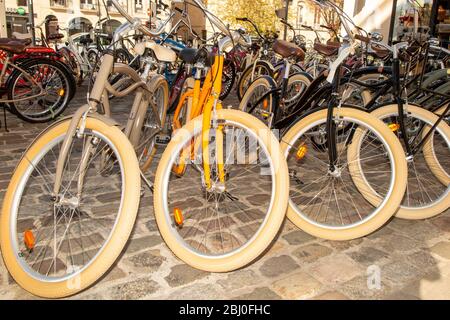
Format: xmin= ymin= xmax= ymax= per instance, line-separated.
xmin=0 ymin=39 xmax=74 ymax=123
xmin=153 ymin=0 xmax=289 ymax=272
xmin=241 ymin=0 xmax=409 ymax=240
xmin=0 ymin=4 xmax=172 ymax=297
xmin=348 ymin=33 xmax=450 ymax=219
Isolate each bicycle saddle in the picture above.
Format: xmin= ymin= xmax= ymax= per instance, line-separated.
xmin=371 ymin=43 xmax=390 ymax=59
xmin=179 ymin=48 xmax=213 ymax=66
xmin=0 ymin=37 xmax=31 ymax=46
xmin=313 ymin=42 xmax=339 ymax=56
xmin=79 ymin=35 xmax=93 ymax=45
xmin=47 ymin=33 xmax=65 ymax=41
xmin=0 ymin=40 xmax=26 ymax=54
xmin=272 ymin=39 xmax=305 ymax=60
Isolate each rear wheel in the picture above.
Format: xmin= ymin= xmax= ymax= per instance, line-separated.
xmin=7 ymin=58 xmax=72 ymax=123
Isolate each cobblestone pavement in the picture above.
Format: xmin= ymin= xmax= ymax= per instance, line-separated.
xmin=0 ymin=85 xmax=449 ymax=300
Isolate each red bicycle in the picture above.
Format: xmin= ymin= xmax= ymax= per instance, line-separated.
xmin=0 ymin=38 xmax=75 ymax=124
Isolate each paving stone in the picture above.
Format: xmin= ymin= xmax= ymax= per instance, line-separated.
xmin=430 ymin=214 xmax=450 ymax=233
xmin=109 ymin=277 xmax=159 ymax=300
xmin=347 ymin=246 xmax=389 ymax=266
xmin=217 ymin=270 xmax=261 ymax=291
xmin=233 ymin=287 xmax=282 ymax=300
xmin=125 ymin=235 xmax=162 ymax=254
xmin=167 ymin=283 xmax=222 ymax=300
xmin=377 ymin=234 xmax=423 ymax=253
xmin=126 ymin=250 xmax=166 ymax=272
xmin=259 ymin=255 xmax=299 ymax=278
xmin=145 ymin=219 xmax=158 ymax=232
xmin=310 ymin=291 xmax=349 ymax=300
xmin=430 ymin=241 xmax=450 ymax=260
xmin=323 ymin=238 xmax=364 ymax=251
xmin=382 ymin=261 xmax=423 ymax=285
xmin=382 ymin=291 xmax=420 ymax=300
xmin=400 ymin=269 xmax=450 ymax=299
xmin=389 ymin=220 xmax=440 ymax=241
xmin=365 ymin=226 xmax=395 ymax=240
xmin=338 ymin=276 xmax=392 ymax=299
xmin=292 ymin=243 xmax=333 ymax=264
xmin=282 ymin=230 xmax=315 ymax=245
xmin=306 ymin=254 xmax=364 ymax=284
xmin=405 ymin=250 xmax=439 ymax=270
xmin=101 ymin=266 xmax=127 ymax=283
xmin=271 ymin=271 xmax=323 ymax=299
xmin=165 ymin=264 xmax=209 ymax=287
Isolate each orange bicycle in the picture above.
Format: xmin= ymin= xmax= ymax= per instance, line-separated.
xmin=152 ymin=0 xmax=289 ymax=273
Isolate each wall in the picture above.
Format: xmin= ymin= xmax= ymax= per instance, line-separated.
xmin=343 ymin=0 xmax=394 ymax=43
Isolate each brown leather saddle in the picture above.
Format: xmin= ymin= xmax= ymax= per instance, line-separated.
xmin=47 ymin=33 xmax=65 ymax=41
xmin=273 ymin=39 xmax=305 ymax=61
xmin=0 ymin=38 xmax=27 ymax=54
xmin=313 ymin=42 xmax=340 ymax=56
xmin=371 ymin=43 xmax=390 ymax=59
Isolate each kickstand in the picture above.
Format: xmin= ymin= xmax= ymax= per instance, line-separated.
xmin=1 ymin=106 xmax=9 ymax=132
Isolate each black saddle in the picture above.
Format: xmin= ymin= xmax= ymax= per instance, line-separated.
xmin=179 ymin=47 xmax=214 ymax=66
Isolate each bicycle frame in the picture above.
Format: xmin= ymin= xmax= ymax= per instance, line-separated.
xmin=171 ymin=53 xmax=226 ymax=189
xmin=0 ymin=55 xmax=47 ymax=103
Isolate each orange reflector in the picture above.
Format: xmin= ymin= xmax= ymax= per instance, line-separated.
xmin=174 ymin=207 xmax=184 ymax=226
xmin=263 ymin=99 xmax=269 ymax=110
xmin=388 ymin=123 xmax=400 ymax=132
xmin=24 ymin=230 xmax=35 ymax=250
xmin=58 ymin=88 xmax=65 ymax=96
xmin=296 ymin=144 xmax=308 ymax=160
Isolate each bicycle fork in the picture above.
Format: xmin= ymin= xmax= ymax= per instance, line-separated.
xmin=52 ymin=53 xmax=115 ymax=200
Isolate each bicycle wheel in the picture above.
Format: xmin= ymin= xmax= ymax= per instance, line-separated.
xmin=239 ymin=75 xmax=277 ymax=126
xmin=0 ymin=117 xmax=140 ymax=298
xmin=7 ymin=58 xmax=72 ymax=123
xmin=153 ymin=109 xmax=289 ymax=272
xmin=137 ymin=75 xmax=169 ymax=172
xmin=219 ymin=59 xmax=236 ymax=100
xmin=281 ymin=107 xmax=407 ymax=240
xmin=284 ymin=72 xmax=311 ymax=107
xmin=237 ymin=61 xmax=274 ymax=101
xmin=349 ymin=104 xmax=450 ymax=219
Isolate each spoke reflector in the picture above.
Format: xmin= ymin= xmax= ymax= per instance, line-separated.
xmin=388 ymin=123 xmax=400 ymax=132
xmin=24 ymin=230 xmax=35 ymax=250
xmin=296 ymin=144 xmax=308 ymax=160
xmin=174 ymin=207 xmax=184 ymax=226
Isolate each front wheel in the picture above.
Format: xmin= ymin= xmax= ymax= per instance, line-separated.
xmin=349 ymin=104 xmax=450 ymax=219
xmin=153 ymin=109 xmax=289 ymax=272
xmin=0 ymin=117 xmax=140 ymax=298
xmin=237 ymin=61 xmax=274 ymax=101
xmin=281 ymin=107 xmax=408 ymax=240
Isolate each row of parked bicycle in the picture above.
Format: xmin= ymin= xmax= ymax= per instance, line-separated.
xmin=0 ymin=0 xmax=448 ymax=298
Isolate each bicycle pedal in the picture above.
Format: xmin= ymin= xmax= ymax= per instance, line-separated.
xmin=155 ymin=134 xmax=171 ymax=146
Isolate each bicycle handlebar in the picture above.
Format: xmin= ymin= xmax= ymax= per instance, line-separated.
xmin=110 ymin=0 xmax=171 ymax=37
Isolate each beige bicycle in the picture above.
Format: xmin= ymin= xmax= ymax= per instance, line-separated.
xmin=0 ymin=7 xmax=172 ymax=298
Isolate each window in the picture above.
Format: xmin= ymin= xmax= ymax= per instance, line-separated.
xmin=50 ymin=0 xmax=70 ymax=7
xmin=80 ymin=0 xmax=96 ymax=10
xmin=108 ymin=0 xmax=128 ymax=12
xmin=17 ymin=0 xmax=27 ymax=6
xmin=135 ymin=0 xmax=143 ymax=12
xmin=297 ymin=4 xmax=304 ymax=27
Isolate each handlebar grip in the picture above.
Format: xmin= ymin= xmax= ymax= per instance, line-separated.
xmin=236 ymin=17 xmax=248 ymax=21
xmin=355 ymin=34 xmax=370 ymax=44
xmin=301 ymin=24 xmax=312 ymax=29
xmin=175 ymin=7 xmax=183 ymax=13
xmin=320 ymin=24 xmax=331 ymax=30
